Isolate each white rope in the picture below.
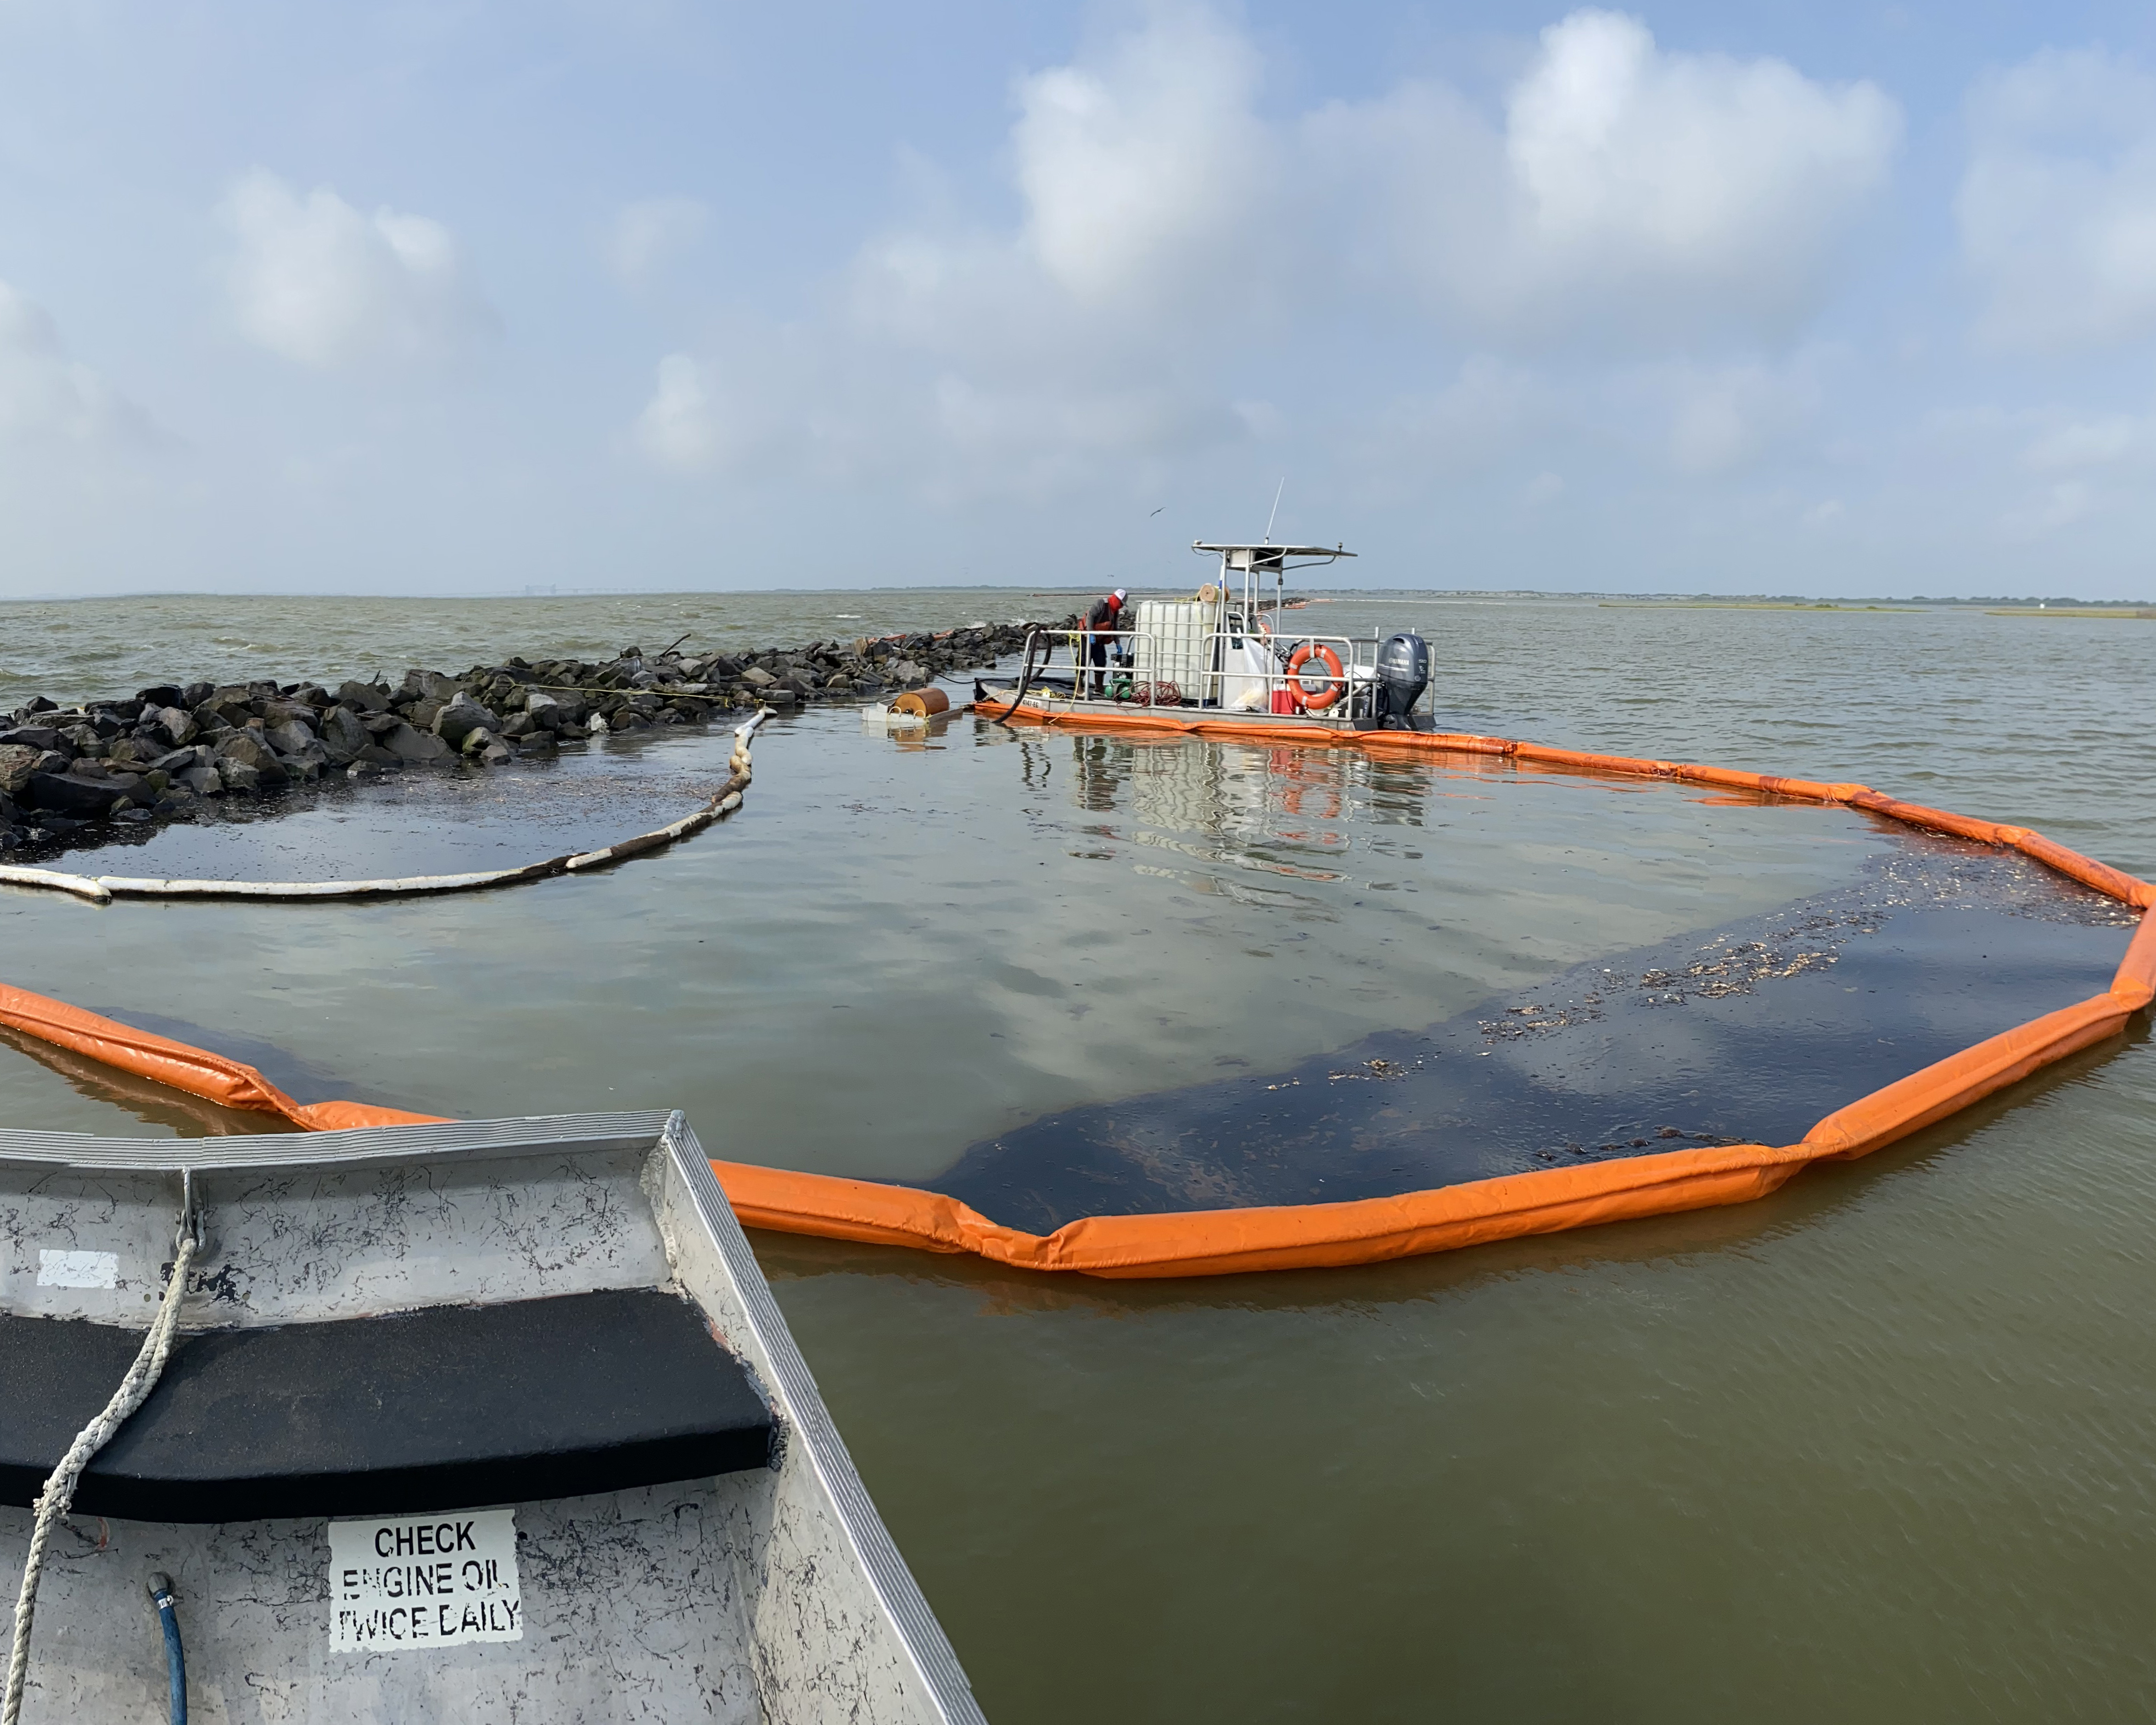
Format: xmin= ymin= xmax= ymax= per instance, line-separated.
xmin=3 ymin=1221 xmax=196 ymax=1725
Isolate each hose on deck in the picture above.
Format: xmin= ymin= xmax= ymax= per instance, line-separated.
xmin=147 ymin=1574 xmax=185 ymax=1725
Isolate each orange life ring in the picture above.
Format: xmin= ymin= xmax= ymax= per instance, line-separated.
xmin=1284 ymin=643 xmax=1343 ymax=711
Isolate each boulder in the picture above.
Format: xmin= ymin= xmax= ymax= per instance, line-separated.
xmin=406 ymin=697 xmax=449 ymax=732
xmin=0 ymin=744 xmax=39 ymax=797
xmin=198 ymin=697 xmax=252 ymax=730
xmin=177 ymin=764 xmax=222 ymax=795
xmin=515 ymin=728 xmax=558 ymax=753
xmin=25 ymin=771 xmax=137 ymax=816
xmin=522 ymin=690 xmax=586 ymax=729
xmin=0 ymin=727 xmax=63 ymax=753
xmin=740 ymin=666 xmax=777 ymax=688
xmin=276 ymin=739 xmax=330 ymax=776
xmin=319 ymin=706 xmax=369 ymax=763
xmin=266 ymin=718 xmax=318 ymax=757
xmin=218 ymin=761 xmax=262 ymax=795
xmin=213 ymin=732 xmax=290 ymax=784
xmin=398 ymin=669 xmax=463 ymax=705
xmin=153 ymin=706 xmax=198 ymax=747
xmin=336 ymin=681 xmax=389 ymax=713
xmin=260 ymin=700 xmax=318 ymax=729
xmin=380 ymin=721 xmax=452 ymax=765
xmin=432 ymin=693 xmax=500 ymax=745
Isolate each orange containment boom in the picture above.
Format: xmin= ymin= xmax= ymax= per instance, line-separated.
xmin=2 ymin=728 xmax=2151 ymax=1277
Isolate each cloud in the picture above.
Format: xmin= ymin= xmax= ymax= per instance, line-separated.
xmin=610 ymin=196 xmax=710 ymax=286
xmin=1658 ymin=358 xmax=1822 ymax=475
xmin=1999 ymin=407 xmax=2154 ymax=532
xmin=634 ymin=353 xmax=722 ymax=470
xmin=2004 ymin=480 xmax=2095 ymax=535
xmin=221 ymin=169 xmax=494 ymax=368
xmin=1314 ymin=10 xmax=1900 ymax=347
xmin=0 ymin=281 xmax=147 ymax=446
xmin=635 ymin=7 xmax=1892 ymax=501
xmin=1010 ymin=4 xmax=1269 ymax=312
xmin=1958 ymin=50 xmax=2156 ymax=351
xmin=642 ymin=7 xmax=1278 ymax=493
xmin=848 ymin=2 xmax=1277 ymax=357
xmin=2022 ymin=414 xmax=2139 ymax=471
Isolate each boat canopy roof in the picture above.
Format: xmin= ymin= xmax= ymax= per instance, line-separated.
xmin=1193 ymin=542 xmax=1355 ymax=572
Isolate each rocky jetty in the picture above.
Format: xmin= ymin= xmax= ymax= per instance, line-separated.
xmin=0 ymin=616 xmax=1074 ymax=858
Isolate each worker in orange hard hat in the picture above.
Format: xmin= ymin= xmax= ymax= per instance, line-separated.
xmin=1082 ymin=588 xmax=1128 ymax=695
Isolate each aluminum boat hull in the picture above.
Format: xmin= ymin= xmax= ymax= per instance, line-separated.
xmin=0 ymin=1112 xmax=982 ymax=1724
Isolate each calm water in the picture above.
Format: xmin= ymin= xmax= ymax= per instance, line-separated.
xmin=2 ymin=591 xmax=2153 ymax=1721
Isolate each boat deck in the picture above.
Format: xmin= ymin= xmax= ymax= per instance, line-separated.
xmin=0 ymin=1113 xmax=983 ymax=1725
xmin=977 ymin=680 xmax=1405 ymax=741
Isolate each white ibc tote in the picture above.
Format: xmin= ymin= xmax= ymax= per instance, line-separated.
xmin=1131 ymin=600 xmax=1209 ymax=694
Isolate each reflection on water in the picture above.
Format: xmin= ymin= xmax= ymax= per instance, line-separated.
xmin=2 ymin=593 xmax=2154 ymax=1724
xmin=41 ymin=729 xmax=738 ymax=881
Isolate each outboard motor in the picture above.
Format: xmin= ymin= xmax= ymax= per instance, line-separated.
xmin=1373 ymin=632 xmax=1432 ymax=729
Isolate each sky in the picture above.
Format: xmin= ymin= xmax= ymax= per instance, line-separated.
xmin=3 ymin=1 xmax=2156 ymax=599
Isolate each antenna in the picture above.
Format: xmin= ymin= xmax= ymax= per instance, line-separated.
xmin=1264 ymin=477 xmax=1285 ymax=543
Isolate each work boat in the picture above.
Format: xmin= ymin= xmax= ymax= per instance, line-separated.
xmin=978 ymin=541 xmax=1435 ymax=734
xmin=0 ymin=1113 xmax=982 ymax=1724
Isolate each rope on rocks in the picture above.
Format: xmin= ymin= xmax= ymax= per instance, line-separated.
xmin=0 ymin=711 xmax=770 ymax=906
xmin=3 ymin=1198 xmax=197 ymax=1725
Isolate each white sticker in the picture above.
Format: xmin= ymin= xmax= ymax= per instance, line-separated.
xmin=38 ymin=1250 xmax=117 ymax=1289
xmin=329 ymin=1508 xmax=523 ymax=1650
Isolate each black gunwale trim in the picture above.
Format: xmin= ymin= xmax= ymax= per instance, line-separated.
xmin=0 ymin=1286 xmax=773 ymax=1522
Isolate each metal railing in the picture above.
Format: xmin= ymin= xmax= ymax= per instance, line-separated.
xmin=1011 ymin=625 xmax=1384 ymax=719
